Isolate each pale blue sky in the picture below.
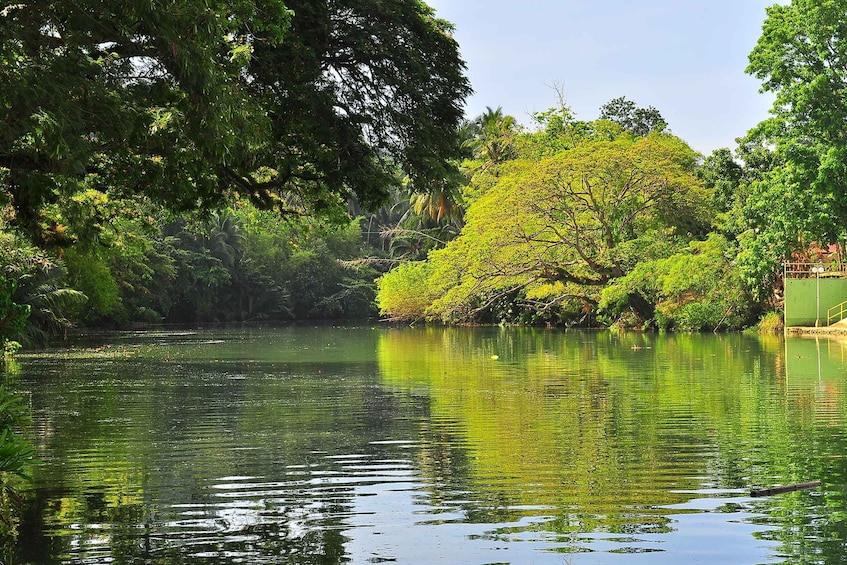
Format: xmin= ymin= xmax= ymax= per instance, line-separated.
xmin=425 ymin=0 xmax=780 ymax=155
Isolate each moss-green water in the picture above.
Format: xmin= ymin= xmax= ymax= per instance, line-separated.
xmin=11 ymin=327 xmax=847 ymax=564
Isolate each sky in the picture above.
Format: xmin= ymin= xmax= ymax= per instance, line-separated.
xmin=424 ymin=0 xmax=780 ymax=156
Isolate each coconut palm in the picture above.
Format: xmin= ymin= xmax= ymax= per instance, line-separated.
xmin=409 ymin=185 xmax=464 ymax=224
xmin=206 ymin=210 xmax=246 ymax=270
xmin=466 ymin=106 xmax=519 ymax=172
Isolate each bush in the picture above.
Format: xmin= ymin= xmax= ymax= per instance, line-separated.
xmin=757 ymin=311 xmax=784 ymax=334
xmin=377 ymin=261 xmax=439 ymax=321
xmin=0 ymin=278 xmax=29 ymax=355
xmin=0 ymin=386 xmax=36 ymax=544
xmin=600 ymin=234 xmax=756 ymax=331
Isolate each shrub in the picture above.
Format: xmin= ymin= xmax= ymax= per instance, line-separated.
xmin=377 ymin=261 xmax=440 ymax=321
xmin=757 ymin=311 xmax=784 ymax=334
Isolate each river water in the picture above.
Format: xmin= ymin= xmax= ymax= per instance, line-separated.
xmin=8 ymin=326 xmax=847 ymax=564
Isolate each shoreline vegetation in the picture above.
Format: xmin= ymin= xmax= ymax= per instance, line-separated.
xmin=3 ymin=0 xmax=846 ymax=554
xmin=3 ymin=0 xmax=846 ymax=349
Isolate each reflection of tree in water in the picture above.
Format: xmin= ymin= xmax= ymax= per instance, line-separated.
xmin=752 ymin=424 xmax=847 ymax=565
xmin=16 ymin=327 xmax=847 ymax=563
xmin=378 ymin=328 xmax=847 ymax=556
xmin=13 ymin=335 xmax=417 ymax=564
xmin=415 ymin=418 xmax=475 ymax=511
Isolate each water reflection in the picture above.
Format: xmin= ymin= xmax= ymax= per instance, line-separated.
xmin=10 ymin=327 xmax=847 ymax=563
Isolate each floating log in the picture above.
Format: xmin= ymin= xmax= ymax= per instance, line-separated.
xmin=750 ymin=481 xmax=822 ymax=497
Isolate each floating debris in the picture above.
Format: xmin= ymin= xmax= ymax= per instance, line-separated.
xmin=751 ymin=481 xmax=822 ymax=497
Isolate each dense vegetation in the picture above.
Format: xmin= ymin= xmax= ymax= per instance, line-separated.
xmin=0 ymin=0 xmax=472 ymax=546
xmin=378 ymin=106 xmax=756 ymax=330
xmin=2 ymin=0 xmax=846 ymax=344
xmin=377 ymin=0 xmax=847 ymax=329
xmin=1 ymin=0 xmax=846 ymax=552
xmin=0 ymin=0 xmax=470 ymax=346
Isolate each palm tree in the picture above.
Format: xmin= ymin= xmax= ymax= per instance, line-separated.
xmin=206 ymin=211 xmax=246 ymax=271
xmin=204 ymin=211 xmax=251 ymax=321
xmin=406 ymin=118 xmax=473 ymax=225
xmin=409 ymin=184 xmax=464 ymax=224
xmin=466 ymin=106 xmax=519 ymax=173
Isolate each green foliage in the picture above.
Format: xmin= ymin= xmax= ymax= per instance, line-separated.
xmin=600 ymin=235 xmax=755 ymax=331
xmin=12 ymin=257 xmax=86 ymax=345
xmin=598 ymin=96 xmax=667 ymax=137
xmin=284 ymin=221 xmax=378 ymax=319
xmin=464 ymin=107 xmax=520 ymax=174
xmin=694 ymin=143 xmax=778 ymax=301
xmin=64 ymin=247 xmax=122 ymax=323
xmin=0 ymin=385 xmax=36 ymax=544
xmin=3 ymin=342 xmax=21 ymax=357
xmin=376 ymin=261 xmax=440 ymax=321
xmin=1 ymin=0 xmax=470 ymax=241
xmin=740 ymin=0 xmax=847 ymax=291
xmin=90 ymin=205 xmax=380 ymax=323
xmin=3 ymin=195 xmax=392 ymax=329
xmin=0 ymin=277 xmax=29 ymax=355
xmin=378 ymin=124 xmax=712 ymax=325
xmin=697 ymin=148 xmax=744 ymax=215
xmin=756 ymin=311 xmax=784 ymax=335
xmin=0 ymin=226 xmax=83 ymax=346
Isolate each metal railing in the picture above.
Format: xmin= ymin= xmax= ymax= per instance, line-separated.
xmin=784 ymin=262 xmax=847 ymax=279
xmin=828 ymin=300 xmax=847 ymax=326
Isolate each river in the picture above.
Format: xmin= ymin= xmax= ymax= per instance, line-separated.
xmin=9 ymin=326 xmax=847 ymax=564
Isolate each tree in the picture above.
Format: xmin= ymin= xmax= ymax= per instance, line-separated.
xmin=599 ymin=97 xmax=667 ymax=137
xmin=10 ymin=256 xmax=85 ymax=346
xmin=465 ymin=107 xmax=520 ymax=172
xmin=600 ymin=234 xmax=755 ymax=330
xmin=0 ymin=0 xmax=471 ymax=244
xmin=376 ymin=260 xmax=442 ymax=321
xmin=0 ymin=277 xmax=29 ymax=356
xmin=743 ymin=0 xmax=847 ymax=278
xmin=1 ymin=228 xmax=89 ymax=346
xmin=697 ymin=148 xmax=745 ymax=215
xmin=377 ymin=131 xmax=712 ymax=323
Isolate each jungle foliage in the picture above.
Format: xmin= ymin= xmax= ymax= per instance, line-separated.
xmin=5 ymin=0 xmax=847 ymax=338
xmin=1 ymin=0 xmax=470 ymax=243
xmin=377 ymin=103 xmax=756 ymax=330
xmin=0 ymin=0 xmax=472 ymax=339
xmin=379 ymin=0 xmax=847 ymax=328
xmin=736 ymin=0 xmax=847 ymax=295
xmin=0 ymin=383 xmax=36 ymax=549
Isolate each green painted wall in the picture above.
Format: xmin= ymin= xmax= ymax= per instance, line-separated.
xmin=785 ymin=278 xmax=847 ymax=327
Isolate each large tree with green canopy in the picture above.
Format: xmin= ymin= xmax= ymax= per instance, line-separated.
xmin=742 ymin=0 xmax=847 ymax=288
xmin=0 ymin=0 xmax=471 ymax=244
xmin=377 ymin=128 xmax=712 ymax=324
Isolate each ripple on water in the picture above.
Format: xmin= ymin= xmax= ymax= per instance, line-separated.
xmin=17 ymin=328 xmax=834 ymax=564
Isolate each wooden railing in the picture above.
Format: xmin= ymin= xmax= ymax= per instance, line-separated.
xmin=828 ymin=300 xmax=847 ymax=326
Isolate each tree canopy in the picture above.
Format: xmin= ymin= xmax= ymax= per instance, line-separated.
xmin=0 ymin=0 xmax=471 ymax=243
xmin=741 ymin=0 xmax=847 ymax=282
xmin=377 ymin=114 xmax=715 ymax=325
xmin=598 ymin=96 xmax=667 ymax=137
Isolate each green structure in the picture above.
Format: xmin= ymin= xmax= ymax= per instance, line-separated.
xmin=784 ymin=263 xmax=847 ymax=327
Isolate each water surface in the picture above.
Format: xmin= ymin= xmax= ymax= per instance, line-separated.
xmin=10 ymin=327 xmax=847 ymax=564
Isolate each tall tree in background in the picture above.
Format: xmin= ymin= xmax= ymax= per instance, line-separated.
xmin=742 ymin=0 xmax=847 ymax=289
xmin=377 ymin=130 xmax=711 ymax=323
xmin=0 ymin=0 xmax=471 ymax=244
xmin=598 ymin=97 xmax=667 ymax=137
xmin=466 ymin=106 xmax=520 ymax=172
